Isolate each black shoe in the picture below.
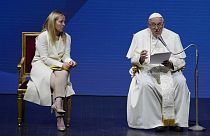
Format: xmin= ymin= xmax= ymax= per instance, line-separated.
xmin=170 ymin=126 xmax=184 ymax=132
xmin=175 ymin=126 xmax=184 ymax=132
xmin=155 ymin=126 xmax=167 ymax=132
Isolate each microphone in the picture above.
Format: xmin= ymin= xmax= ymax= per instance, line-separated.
xmin=157 ymin=35 xmax=174 ymax=53
xmin=157 ymin=35 xmax=174 ymax=55
xmin=157 ymin=35 xmax=193 ymax=56
xmin=157 ymin=35 xmax=167 ymax=47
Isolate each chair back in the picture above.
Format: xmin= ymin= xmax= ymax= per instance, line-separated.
xmin=21 ymin=32 xmax=40 ymax=77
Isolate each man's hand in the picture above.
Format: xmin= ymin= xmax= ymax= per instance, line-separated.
xmin=162 ymin=60 xmax=174 ymax=69
xmin=139 ymin=50 xmax=148 ymax=64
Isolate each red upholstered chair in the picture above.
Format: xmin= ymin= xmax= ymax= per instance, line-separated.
xmin=17 ymin=32 xmax=72 ymax=127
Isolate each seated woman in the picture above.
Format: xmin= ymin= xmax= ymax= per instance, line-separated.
xmin=24 ymin=10 xmax=77 ymax=131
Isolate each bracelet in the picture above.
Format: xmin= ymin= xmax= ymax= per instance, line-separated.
xmin=62 ymin=67 xmax=69 ymax=71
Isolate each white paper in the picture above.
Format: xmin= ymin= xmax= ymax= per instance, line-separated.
xmin=150 ymin=52 xmax=171 ymax=64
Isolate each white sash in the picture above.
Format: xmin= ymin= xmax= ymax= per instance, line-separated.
xmin=160 ymin=72 xmax=175 ymax=126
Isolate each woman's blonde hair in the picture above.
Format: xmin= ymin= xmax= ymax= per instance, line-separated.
xmin=42 ymin=10 xmax=67 ymax=45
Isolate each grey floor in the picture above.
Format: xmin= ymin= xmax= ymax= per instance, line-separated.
xmin=0 ymin=95 xmax=209 ymax=136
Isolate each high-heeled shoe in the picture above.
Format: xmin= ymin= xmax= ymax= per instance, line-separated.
xmin=56 ymin=114 xmax=66 ymax=132
xmin=51 ymin=104 xmax=66 ymax=114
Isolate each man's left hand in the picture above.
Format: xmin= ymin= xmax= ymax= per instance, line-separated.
xmin=162 ymin=60 xmax=174 ymax=69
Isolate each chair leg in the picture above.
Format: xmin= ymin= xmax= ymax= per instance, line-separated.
xmin=22 ymin=98 xmax=25 ymax=123
xmin=17 ymin=91 xmax=23 ymax=127
xmin=66 ymin=96 xmax=71 ymax=127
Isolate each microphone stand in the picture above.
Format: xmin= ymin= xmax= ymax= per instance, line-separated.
xmin=188 ymin=45 xmax=206 ymax=131
xmin=158 ymin=36 xmax=206 ymax=131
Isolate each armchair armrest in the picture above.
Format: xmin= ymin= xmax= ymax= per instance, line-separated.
xmin=17 ymin=57 xmax=25 ymax=86
xmin=17 ymin=57 xmax=25 ymax=70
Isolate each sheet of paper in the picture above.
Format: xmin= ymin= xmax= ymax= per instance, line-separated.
xmin=150 ymin=52 xmax=171 ymax=64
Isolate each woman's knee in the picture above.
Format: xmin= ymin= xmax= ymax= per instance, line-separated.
xmin=54 ymin=70 xmax=68 ymax=78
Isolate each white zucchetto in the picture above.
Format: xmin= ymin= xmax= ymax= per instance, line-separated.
xmin=149 ymin=12 xmax=163 ymax=19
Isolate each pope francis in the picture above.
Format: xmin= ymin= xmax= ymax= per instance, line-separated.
xmin=126 ymin=13 xmax=190 ymax=132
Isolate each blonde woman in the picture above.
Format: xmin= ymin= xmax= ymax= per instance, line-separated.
xmin=24 ymin=10 xmax=76 ymax=131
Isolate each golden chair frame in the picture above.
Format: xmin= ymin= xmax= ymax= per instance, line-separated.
xmin=17 ymin=32 xmax=72 ymax=127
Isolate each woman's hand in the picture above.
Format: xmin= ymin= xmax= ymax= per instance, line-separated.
xmin=62 ymin=60 xmax=77 ymax=71
xmin=62 ymin=62 xmax=71 ymax=71
xmin=68 ymin=60 xmax=77 ymax=67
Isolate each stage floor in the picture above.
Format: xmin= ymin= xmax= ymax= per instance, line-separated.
xmin=0 ymin=95 xmax=209 ymax=136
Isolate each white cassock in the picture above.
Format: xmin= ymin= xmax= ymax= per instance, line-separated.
xmin=126 ymin=28 xmax=190 ymax=129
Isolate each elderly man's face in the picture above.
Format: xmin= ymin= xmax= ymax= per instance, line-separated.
xmin=148 ymin=17 xmax=164 ymax=37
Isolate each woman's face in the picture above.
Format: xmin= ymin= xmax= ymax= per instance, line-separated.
xmin=55 ymin=15 xmax=65 ymax=34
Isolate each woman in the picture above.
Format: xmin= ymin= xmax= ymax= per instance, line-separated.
xmin=24 ymin=10 xmax=76 ymax=131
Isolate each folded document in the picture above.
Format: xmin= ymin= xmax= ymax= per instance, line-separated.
xmin=150 ymin=52 xmax=171 ymax=64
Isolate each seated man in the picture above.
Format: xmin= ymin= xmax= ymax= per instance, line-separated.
xmin=126 ymin=13 xmax=190 ymax=132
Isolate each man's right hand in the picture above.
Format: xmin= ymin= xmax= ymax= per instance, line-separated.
xmin=139 ymin=50 xmax=148 ymax=64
